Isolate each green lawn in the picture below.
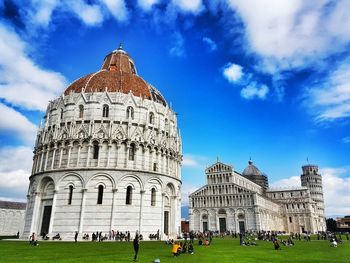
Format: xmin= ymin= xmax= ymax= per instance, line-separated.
xmin=1 ymin=237 xmax=349 ymax=263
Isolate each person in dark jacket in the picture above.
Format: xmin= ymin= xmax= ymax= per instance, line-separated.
xmin=74 ymin=231 xmax=78 ymax=242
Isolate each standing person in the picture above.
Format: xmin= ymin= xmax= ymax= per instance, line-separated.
xmin=133 ymin=234 xmax=140 ymax=262
xmin=74 ymin=231 xmax=78 ymax=242
xmin=127 ymin=231 xmax=131 ymax=242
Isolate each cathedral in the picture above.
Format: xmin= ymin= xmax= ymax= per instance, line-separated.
xmin=22 ymin=45 xmax=182 ymax=240
xmin=189 ymin=160 xmax=326 ymax=234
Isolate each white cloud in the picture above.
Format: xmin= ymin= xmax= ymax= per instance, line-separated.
xmin=342 ymin=137 xmax=350 ymax=144
xmin=182 ymin=156 xmax=199 ymax=167
xmin=227 ymin=0 xmax=350 ymax=72
xmin=202 ymin=37 xmax=217 ymax=52
xmin=271 ymin=167 xmax=350 ymax=217
xmin=305 ymin=61 xmax=350 ymax=121
xmin=138 ymin=0 xmax=159 ymax=11
xmin=169 ymin=32 xmax=185 ymax=57
xmin=69 ymin=0 xmax=104 ymax=26
xmin=223 ymin=63 xmax=243 ymax=83
xmin=28 ymin=0 xmax=60 ymax=27
xmin=182 ymin=154 xmax=209 ymax=168
xmin=0 ymin=23 xmax=67 ymax=111
xmin=172 ymin=0 xmax=204 ymax=14
xmin=321 ymin=167 xmax=350 ymax=216
xmin=270 ymin=176 xmax=301 ymax=189
xmin=240 ymin=83 xmax=269 ymax=100
xmin=100 ymin=0 xmax=129 ymax=22
xmin=0 ymin=146 xmax=33 ymax=200
xmin=0 ymin=103 xmax=37 ymax=144
xmin=181 ymin=183 xmax=200 ymax=205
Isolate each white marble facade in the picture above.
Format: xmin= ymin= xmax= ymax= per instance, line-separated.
xmin=0 ymin=201 xmax=26 ymax=236
xmin=189 ymin=162 xmax=326 ymax=234
xmin=22 ymin=47 xmax=182 ymax=240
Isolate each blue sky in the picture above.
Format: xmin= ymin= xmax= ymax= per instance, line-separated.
xmin=0 ymin=0 xmax=349 ymax=217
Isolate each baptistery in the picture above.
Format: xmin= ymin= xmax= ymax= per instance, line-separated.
xmin=22 ymin=45 xmax=182 ymax=240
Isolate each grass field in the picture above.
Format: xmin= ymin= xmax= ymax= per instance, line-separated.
xmin=1 ymin=237 xmax=349 ymax=263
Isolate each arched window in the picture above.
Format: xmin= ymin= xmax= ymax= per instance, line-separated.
xmin=149 ymin=112 xmax=154 ymax=124
xmin=79 ymin=105 xmax=84 ymax=118
xmin=126 ymin=186 xmax=133 ymax=205
xmin=93 ymin=142 xmax=99 ymax=159
xmin=151 ymin=188 xmax=156 ymax=206
xmin=126 ymin=106 xmax=134 ymax=120
xmin=97 ymin=185 xmax=104 ymax=204
xmin=164 ymin=118 xmax=168 ymax=129
xmin=128 ymin=144 xmax=135 ymax=161
xmin=102 ymin=104 xmax=109 ymax=117
xmin=68 ymin=185 xmax=73 ymax=205
xmin=60 ymin=108 xmax=64 ymax=119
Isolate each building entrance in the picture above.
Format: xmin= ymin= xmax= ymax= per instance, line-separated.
xmin=164 ymin=211 xmax=169 ymax=235
xmin=219 ymin=218 xmax=226 ymax=232
xmin=239 ymin=221 xmax=245 ymax=233
xmin=203 ymin=221 xmax=208 ymax=232
xmin=40 ymin=206 xmax=52 ymax=236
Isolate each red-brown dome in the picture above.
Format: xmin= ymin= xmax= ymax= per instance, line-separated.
xmin=64 ymin=45 xmax=167 ymax=106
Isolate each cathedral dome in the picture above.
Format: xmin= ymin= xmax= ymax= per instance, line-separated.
xmin=64 ymin=44 xmax=167 ymax=106
xmin=242 ymin=160 xmax=262 ymax=176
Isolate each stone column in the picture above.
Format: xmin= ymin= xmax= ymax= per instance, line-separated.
xmin=149 ymin=148 xmax=154 ymax=171
xmin=32 ymin=154 xmax=37 ymax=174
xmin=48 ymin=190 xmax=58 ymax=234
xmin=66 ymin=143 xmax=73 ymax=168
xmin=51 ymin=145 xmax=57 ymax=170
xmin=97 ymin=143 xmax=102 ymax=167
xmin=76 ymin=143 xmax=82 ymax=167
xmin=58 ymin=145 xmax=64 ymax=168
xmin=79 ymin=188 xmax=87 ymax=233
xmin=139 ymin=190 xmax=145 ymax=233
xmin=110 ymin=188 xmax=118 ymax=230
xmin=38 ymin=150 xmax=44 ymax=172
xmin=160 ymin=193 xmax=165 ymax=239
xmin=134 ymin=145 xmax=139 ymax=170
xmin=115 ymin=142 xmax=120 ymax=168
xmin=106 ymin=143 xmax=112 ymax=167
xmin=125 ymin=143 xmax=130 ymax=168
xmin=86 ymin=142 xmax=92 ymax=167
xmin=142 ymin=147 xmax=146 ymax=170
xmin=44 ymin=147 xmax=49 ymax=171
xmin=30 ymin=192 xmax=41 ymax=235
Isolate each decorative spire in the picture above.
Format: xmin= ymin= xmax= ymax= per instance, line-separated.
xmin=118 ymin=43 xmax=123 ymax=50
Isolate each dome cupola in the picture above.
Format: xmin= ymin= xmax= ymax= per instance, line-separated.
xmin=64 ymin=44 xmax=167 ymax=106
xmin=242 ymin=160 xmax=269 ymax=190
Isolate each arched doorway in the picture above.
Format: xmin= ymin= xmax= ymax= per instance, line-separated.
xmin=238 ymin=213 xmax=245 ymax=233
xmin=202 ymin=214 xmax=208 ymax=232
xmin=218 ymin=209 xmax=227 ymax=233
xmin=38 ymin=177 xmax=55 ymax=236
xmin=164 ymin=183 xmax=175 ymax=237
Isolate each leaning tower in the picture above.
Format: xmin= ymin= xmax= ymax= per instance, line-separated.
xmin=300 ymin=165 xmax=326 ymax=231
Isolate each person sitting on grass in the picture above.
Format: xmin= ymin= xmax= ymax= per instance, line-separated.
xmin=273 ymin=240 xmax=280 ymax=250
xmin=182 ymin=242 xmax=188 ymax=253
xmin=188 ymin=243 xmax=194 ymax=254
xmin=204 ymin=239 xmax=209 ymax=246
xmin=198 ymin=238 xmax=203 ymax=246
xmin=330 ymin=238 xmax=337 ymax=247
xmin=172 ymin=241 xmax=180 ymax=257
xmin=53 ymin=233 xmax=61 ymax=240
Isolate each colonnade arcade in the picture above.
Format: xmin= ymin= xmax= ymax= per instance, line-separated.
xmin=32 ymin=139 xmax=181 ymax=178
xmin=25 ymin=173 xmax=179 ymax=238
